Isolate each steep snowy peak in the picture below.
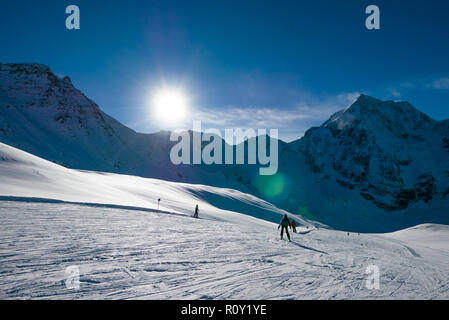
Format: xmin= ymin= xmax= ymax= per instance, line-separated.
xmin=323 ymin=94 xmax=436 ymax=138
xmin=0 ymin=63 xmax=152 ymax=174
xmin=0 ymin=63 xmax=98 ymax=110
xmin=290 ymin=94 xmax=449 ymax=214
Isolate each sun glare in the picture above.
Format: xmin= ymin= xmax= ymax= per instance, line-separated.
xmin=152 ymin=89 xmax=188 ymax=125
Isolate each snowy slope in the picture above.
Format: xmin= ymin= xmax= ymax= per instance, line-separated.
xmin=380 ymin=224 xmax=449 ymax=262
xmin=1 ymin=63 xmax=449 ymax=232
xmin=0 ymin=142 xmax=448 ymax=299
xmin=0 ymin=141 xmax=309 ymax=227
xmin=0 ymin=202 xmax=448 ymax=299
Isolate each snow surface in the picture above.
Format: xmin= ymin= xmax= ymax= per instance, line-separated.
xmin=0 ymin=142 xmax=448 ymax=299
xmin=0 ymin=141 xmax=309 ymax=227
xmin=1 ymin=201 xmax=448 ymax=299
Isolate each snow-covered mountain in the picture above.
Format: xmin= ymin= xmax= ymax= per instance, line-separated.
xmin=296 ymin=94 xmax=449 ymax=211
xmin=268 ymin=95 xmax=449 ymax=231
xmin=0 ymin=63 xmax=257 ymax=191
xmin=0 ymin=63 xmax=187 ymax=180
xmin=1 ymin=63 xmax=448 ymax=232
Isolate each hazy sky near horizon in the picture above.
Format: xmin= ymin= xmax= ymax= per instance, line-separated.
xmin=1 ymin=0 xmax=449 ymax=141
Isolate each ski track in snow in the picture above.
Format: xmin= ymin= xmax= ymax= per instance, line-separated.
xmin=1 ymin=201 xmax=447 ymax=300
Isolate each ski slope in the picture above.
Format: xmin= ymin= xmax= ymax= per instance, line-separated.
xmin=0 ymin=142 xmax=448 ymax=299
xmin=1 ymin=201 xmax=448 ymax=299
xmin=0 ymin=141 xmax=309 ymax=227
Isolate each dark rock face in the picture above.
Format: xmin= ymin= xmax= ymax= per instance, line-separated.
xmin=415 ymin=174 xmax=436 ymax=203
xmin=390 ymin=175 xmax=436 ymax=210
xmin=336 ymin=178 xmax=355 ymax=190
xmin=442 ymin=137 xmax=449 ymax=150
xmin=394 ymin=189 xmax=416 ymax=210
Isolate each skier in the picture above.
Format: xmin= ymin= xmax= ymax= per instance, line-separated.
xmin=193 ymin=204 xmax=199 ymax=218
xmin=278 ymin=214 xmax=291 ymax=241
xmin=291 ymin=219 xmax=297 ymax=233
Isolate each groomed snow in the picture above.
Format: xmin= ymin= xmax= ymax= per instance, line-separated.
xmin=1 ymin=201 xmax=448 ymax=299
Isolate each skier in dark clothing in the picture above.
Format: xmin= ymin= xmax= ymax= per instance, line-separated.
xmin=291 ymin=219 xmax=297 ymax=233
xmin=278 ymin=214 xmax=291 ymax=241
xmin=193 ymin=204 xmax=199 ymax=218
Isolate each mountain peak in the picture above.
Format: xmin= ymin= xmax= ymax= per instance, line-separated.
xmin=348 ymin=94 xmax=425 ymax=116
xmin=322 ymin=95 xmax=435 ymax=137
xmin=61 ymin=75 xmax=73 ymax=86
xmin=354 ymin=94 xmax=382 ymax=105
xmin=0 ymin=62 xmax=52 ymax=76
xmin=0 ymin=62 xmax=98 ymax=110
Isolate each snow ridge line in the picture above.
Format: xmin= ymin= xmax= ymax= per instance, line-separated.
xmin=0 ymin=195 xmax=189 ymax=219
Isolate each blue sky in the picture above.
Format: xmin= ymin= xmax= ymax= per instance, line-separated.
xmin=1 ymin=0 xmax=449 ymax=141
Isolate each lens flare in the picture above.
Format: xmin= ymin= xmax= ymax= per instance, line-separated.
xmin=255 ymin=173 xmax=287 ymax=199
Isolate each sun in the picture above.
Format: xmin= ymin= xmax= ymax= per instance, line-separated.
xmin=152 ymin=88 xmax=188 ymax=125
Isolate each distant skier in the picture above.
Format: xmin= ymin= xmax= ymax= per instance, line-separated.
xmin=278 ymin=214 xmax=291 ymax=241
xmin=157 ymin=198 xmax=161 ymax=210
xmin=291 ymin=219 xmax=297 ymax=233
xmin=193 ymin=204 xmax=199 ymax=218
